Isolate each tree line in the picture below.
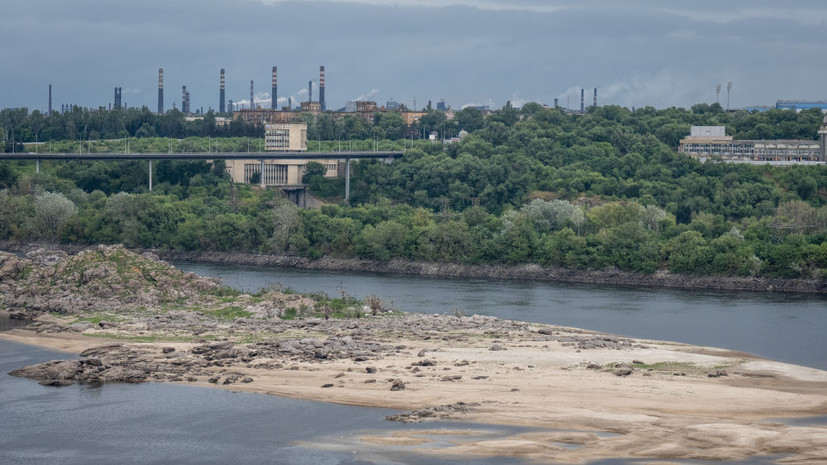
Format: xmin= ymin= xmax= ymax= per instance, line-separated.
xmin=0 ymin=101 xmax=825 ymax=279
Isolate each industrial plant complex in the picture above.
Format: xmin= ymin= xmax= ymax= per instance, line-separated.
xmin=680 ymin=121 xmax=827 ymax=164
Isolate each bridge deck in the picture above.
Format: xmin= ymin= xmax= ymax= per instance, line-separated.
xmin=0 ymin=151 xmax=402 ymax=161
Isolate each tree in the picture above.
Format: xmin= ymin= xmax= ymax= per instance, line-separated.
xmin=30 ymin=192 xmax=77 ymax=240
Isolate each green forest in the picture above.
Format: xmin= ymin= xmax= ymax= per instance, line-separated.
xmin=1 ymin=103 xmax=825 ymax=279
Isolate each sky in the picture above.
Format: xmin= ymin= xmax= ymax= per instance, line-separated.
xmin=1 ymin=0 xmax=826 ymax=112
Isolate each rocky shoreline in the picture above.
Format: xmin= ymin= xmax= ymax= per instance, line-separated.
xmin=2 ymin=245 xmax=827 ymax=463
xmin=2 ymin=241 xmax=825 ymax=294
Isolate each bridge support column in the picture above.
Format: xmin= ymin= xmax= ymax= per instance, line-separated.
xmin=36 ymin=160 xmax=40 ymax=174
xmin=260 ymin=160 xmax=265 ymax=187
xmin=345 ymin=158 xmax=351 ymax=200
xmin=148 ymin=160 xmax=153 ymax=191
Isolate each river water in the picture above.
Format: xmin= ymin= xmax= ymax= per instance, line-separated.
xmin=175 ymin=262 xmax=827 ymax=371
xmin=0 ymin=338 xmax=527 ymax=465
xmin=3 ymin=264 xmax=824 ymax=464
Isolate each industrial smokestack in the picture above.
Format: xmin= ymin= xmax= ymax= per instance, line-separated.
xmin=158 ymin=68 xmax=164 ymax=114
xmin=182 ymin=85 xmax=187 ymax=114
xmin=319 ymin=66 xmax=326 ymax=111
xmin=553 ymin=98 xmax=558 ymax=108
xmin=308 ymin=80 xmax=312 ymax=104
xmin=114 ymin=87 xmax=122 ymax=108
xmin=288 ymin=97 xmax=292 ymax=111
xmin=272 ymin=66 xmax=277 ymax=110
xmin=580 ymin=89 xmax=584 ymax=112
xmin=220 ymin=69 xmax=226 ymax=113
xmin=593 ymin=88 xmax=597 ymax=107
xmin=48 ymin=85 xmax=52 ymax=114
xmin=250 ymin=80 xmax=254 ymax=109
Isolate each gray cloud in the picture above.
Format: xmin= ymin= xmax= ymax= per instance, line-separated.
xmin=1 ymin=0 xmax=824 ymax=111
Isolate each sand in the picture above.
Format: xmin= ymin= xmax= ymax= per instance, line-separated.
xmin=3 ymin=323 xmax=827 ymax=464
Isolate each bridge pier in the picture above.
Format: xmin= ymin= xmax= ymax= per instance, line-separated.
xmin=345 ymin=158 xmax=351 ymax=200
xmin=260 ymin=159 xmax=265 ymax=187
xmin=148 ymin=160 xmax=153 ymax=191
xmin=36 ymin=160 xmax=40 ymax=174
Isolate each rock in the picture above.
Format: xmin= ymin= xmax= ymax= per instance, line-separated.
xmin=537 ymin=328 xmax=554 ymax=335
xmin=412 ymin=358 xmax=436 ymax=367
xmin=632 ymin=360 xmax=645 ymax=365
xmin=708 ymin=369 xmax=728 ymax=378
xmin=454 ymin=360 xmax=470 ymax=367
xmin=321 ymin=383 xmax=334 ymax=388
xmin=38 ymin=379 xmax=75 ymax=387
xmin=489 ymin=344 xmax=505 ymax=351
xmin=586 ymin=363 xmax=602 ymax=369
xmin=208 ymin=376 xmax=220 ymax=383
xmin=25 ymin=249 xmax=67 ymax=267
xmin=440 ymin=375 xmax=462 ymax=382
xmin=417 ymin=349 xmax=427 ymax=357
xmin=364 ymin=379 xmax=376 ymax=383
xmin=365 ymin=366 xmax=377 ymax=374
xmin=390 ymin=380 xmax=406 ymax=391
xmin=385 ymin=402 xmax=478 ymax=423
xmin=161 ymin=347 xmax=176 ymax=354
xmin=615 ymin=367 xmax=633 ymax=376
xmin=69 ymin=321 xmax=94 ymax=332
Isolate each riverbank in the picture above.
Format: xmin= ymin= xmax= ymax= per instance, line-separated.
xmin=4 ymin=315 xmax=827 ymax=463
xmin=2 ymin=246 xmax=827 ymax=463
xmin=2 ymin=241 xmax=825 ymax=294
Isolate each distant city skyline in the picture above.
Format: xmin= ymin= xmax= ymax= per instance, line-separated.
xmin=2 ymin=0 xmax=825 ymax=112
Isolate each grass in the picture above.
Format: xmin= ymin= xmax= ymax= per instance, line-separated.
xmin=85 ymin=333 xmax=198 ymax=343
xmin=631 ymin=361 xmax=705 ymax=374
xmin=202 ymin=306 xmax=253 ymax=320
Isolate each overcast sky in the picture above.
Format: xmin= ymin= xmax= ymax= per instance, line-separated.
xmin=2 ymin=0 xmax=825 ymax=112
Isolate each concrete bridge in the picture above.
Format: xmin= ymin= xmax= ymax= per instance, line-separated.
xmin=0 ymin=151 xmax=403 ymax=200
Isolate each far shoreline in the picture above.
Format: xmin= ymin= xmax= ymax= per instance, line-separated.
xmin=2 ymin=241 xmax=825 ymax=295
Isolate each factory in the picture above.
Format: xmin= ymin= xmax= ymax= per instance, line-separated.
xmin=222 ymin=121 xmax=341 ymax=191
xmin=775 ymin=100 xmax=827 ymax=112
xmin=679 ymin=124 xmax=827 ymax=164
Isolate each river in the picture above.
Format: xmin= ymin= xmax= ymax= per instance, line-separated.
xmin=174 ymin=262 xmax=827 ymax=371
xmin=0 ymin=336 xmax=531 ymax=465
xmin=3 ymin=264 xmax=824 ymax=464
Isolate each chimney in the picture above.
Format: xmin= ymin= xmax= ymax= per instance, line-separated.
xmin=250 ymin=80 xmax=254 ymax=109
xmin=288 ymin=97 xmax=292 ymax=111
xmin=182 ymin=85 xmax=187 ymax=113
xmin=308 ymin=80 xmax=312 ymax=104
xmin=48 ymin=85 xmax=52 ymax=114
xmin=229 ymin=99 xmax=234 ymax=112
xmin=553 ymin=98 xmax=558 ymax=108
xmin=319 ymin=66 xmax=325 ymax=111
xmin=593 ymin=88 xmax=597 ymax=107
xmin=219 ymin=69 xmax=225 ymax=113
xmin=158 ymin=68 xmax=164 ymax=114
xmin=580 ymin=89 xmax=584 ymax=112
xmin=272 ymin=66 xmax=277 ymax=110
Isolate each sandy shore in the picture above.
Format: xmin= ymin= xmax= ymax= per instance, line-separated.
xmin=3 ymin=246 xmax=826 ymax=463
xmin=5 ymin=321 xmax=827 ymax=464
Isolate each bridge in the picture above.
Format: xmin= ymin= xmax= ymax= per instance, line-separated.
xmin=0 ymin=151 xmax=403 ymax=200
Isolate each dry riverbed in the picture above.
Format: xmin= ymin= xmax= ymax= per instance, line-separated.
xmin=2 ymin=246 xmax=827 ymax=463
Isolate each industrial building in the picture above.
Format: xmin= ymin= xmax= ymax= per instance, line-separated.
xmin=679 ymin=124 xmax=827 ymax=163
xmin=776 ymin=100 xmax=827 ymax=112
xmin=223 ymin=122 xmax=339 ymax=189
xmin=264 ymin=123 xmax=307 ymax=152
